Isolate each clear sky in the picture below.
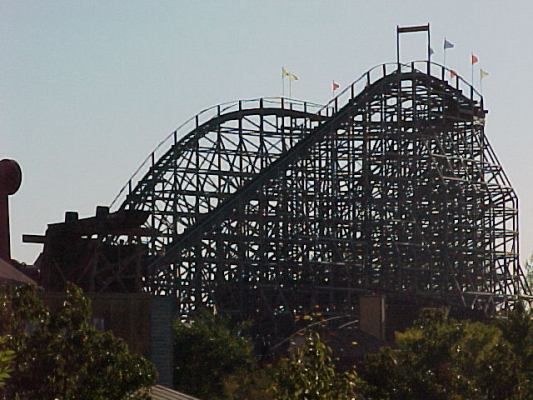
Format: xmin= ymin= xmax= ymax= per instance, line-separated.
xmin=3 ymin=0 xmax=533 ymax=265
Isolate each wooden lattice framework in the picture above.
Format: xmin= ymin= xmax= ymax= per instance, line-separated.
xmin=112 ymin=62 xmax=530 ymax=328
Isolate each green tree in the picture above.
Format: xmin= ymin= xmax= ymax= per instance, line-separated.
xmin=360 ymin=308 xmax=528 ymax=400
xmin=271 ymin=331 xmax=361 ymax=400
xmin=0 ymin=283 xmax=156 ymax=400
xmin=0 ymin=337 xmax=14 ymax=388
xmin=172 ymin=311 xmax=365 ymax=400
xmin=495 ymin=305 xmax=533 ymax=398
xmin=173 ymin=310 xmax=257 ymax=400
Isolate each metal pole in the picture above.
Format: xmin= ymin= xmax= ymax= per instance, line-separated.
xmin=471 ymin=52 xmax=474 ymax=87
xmin=396 ymin=26 xmax=400 ymax=69
xmin=444 ymin=39 xmax=447 ymax=70
xmin=289 ymin=78 xmax=292 ymax=98
xmin=282 ymin=68 xmax=285 ymax=97
xmin=0 ymin=196 xmax=10 ymax=261
xmin=427 ymin=24 xmax=431 ymax=74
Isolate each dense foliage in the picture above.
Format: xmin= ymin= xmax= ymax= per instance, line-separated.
xmin=271 ymin=331 xmax=361 ymax=400
xmin=360 ymin=308 xmax=532 ymax=400
xmin=173 ymin=307 xmax=532 ymax=400
xmin=495 ymin=306 xmax=533 ymax=397
xmin=173 ymin=310 xmax=257 ymax=399
xmin=0 ymin=284 xmax=156 ymax=400
xmin=0 ymin=337 xmax=13 ymax=388
xmin=173 ymin=311 xmax=361 ymax=400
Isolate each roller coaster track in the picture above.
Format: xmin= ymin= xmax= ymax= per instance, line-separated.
xmin=111 ymin=61 xmax=531 ymax=322
xmin=111 ymin=97 xmax=327 ymax=252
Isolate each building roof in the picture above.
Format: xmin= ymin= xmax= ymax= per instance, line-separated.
xmin=149 ymin=385 xmax=201 ymax=400
xmin=0 ymin=257 xmax=35 ymax=285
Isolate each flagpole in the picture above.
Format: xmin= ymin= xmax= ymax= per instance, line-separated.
xmin=471 ymin=52 xmax=474 ymax=87
xmin=443 ymin=37 xmax=446 ymax=70
xmin=282 ymin=67 xmax=285 ymax=97
xmin=289 ymin=78 xmax=292 ymax=98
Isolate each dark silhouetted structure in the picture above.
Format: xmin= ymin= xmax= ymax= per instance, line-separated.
xmin=0 ymin=158 xmax=22 ymax=262
xmin=22 ymin=59 xmax=533 ymax=378
xmin=105 ymin=62 xmax=530 ymax=338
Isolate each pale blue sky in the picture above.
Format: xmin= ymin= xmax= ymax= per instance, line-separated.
xmin=3 ymin=0 xmax=533 ymax=264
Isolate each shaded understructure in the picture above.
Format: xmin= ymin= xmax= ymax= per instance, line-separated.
xmin=106 ymin=61 xmax=531 ymax=333
xmin=34 ymin=62 xmax=531 ymax=342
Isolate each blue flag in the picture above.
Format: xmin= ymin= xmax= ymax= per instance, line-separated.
xmin=444 ymin=39 xmax=454 ymax=50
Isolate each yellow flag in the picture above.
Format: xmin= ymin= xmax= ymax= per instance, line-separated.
xmin=480 ymin=69 xmax=489 ymax=79
xmin=282 ymin=67 xmax=298 ymax=80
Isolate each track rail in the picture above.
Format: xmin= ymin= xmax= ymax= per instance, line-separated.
xmin=109 ymin=61 xmax=530 ymax=319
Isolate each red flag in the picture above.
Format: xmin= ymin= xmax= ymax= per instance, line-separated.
xmin=332 ymin=81 xmax=340 ymax=91
xmin=471 ymin=54 xmax=479 ymax=65
xmin=450 ymin=70 xmax=457 ymax=78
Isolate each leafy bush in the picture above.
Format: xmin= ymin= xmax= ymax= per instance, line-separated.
xmin=173 ymin=310 xmax=256 ymax=399
xmin=0 ymin=284 xmax=156 ymax=400
xmin=360 ymin=308 xmax=532 ymax=400
xmin=271 ymin=331 xmax=362 ymax=400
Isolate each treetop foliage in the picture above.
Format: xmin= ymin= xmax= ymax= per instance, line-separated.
xmin=271 ymin=331 xmax=362 ymax=400
xmin=173 ymin=310 xmax=363 ymax=400
xmin=0 ymin=283 xmax=156 ymax=400
xmin=172 ymin=306 xmax=532 ymax=400
xmin=360 ymin=307 xmax=533 ymax=400
xmin=173 ymin=310 xmax=255 ymax=400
